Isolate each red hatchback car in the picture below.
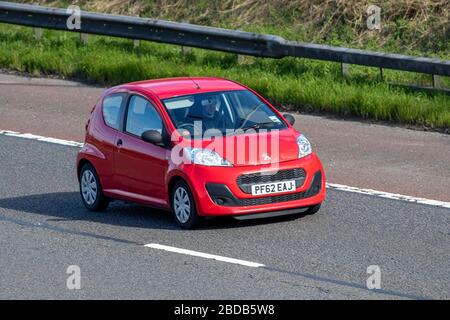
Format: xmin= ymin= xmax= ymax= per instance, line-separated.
xmin=77 ymin=77 xmax=326 ymax=228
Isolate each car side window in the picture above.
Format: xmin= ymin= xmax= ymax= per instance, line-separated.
xmin=126 ymin=95 xmax=163 ymax=137
xmin=102 ymin=94 xmax=124 ymax=130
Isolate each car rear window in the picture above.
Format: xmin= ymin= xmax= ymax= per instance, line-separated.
xmin=102 ymin=94 xmax=124 ymax=130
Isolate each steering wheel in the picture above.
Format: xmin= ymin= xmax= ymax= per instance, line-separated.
xmin=178 ymin=123 xmax=195 ymax=135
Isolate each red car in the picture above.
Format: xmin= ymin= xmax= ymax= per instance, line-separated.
xmin=76 ymin=77 xmax=326 ymax=228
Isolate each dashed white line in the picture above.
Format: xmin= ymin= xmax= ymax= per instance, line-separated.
xmin=144 ymin=243 xmax=265 ymax=268
xmin=1 ymin=129 xmax=450 ymax=209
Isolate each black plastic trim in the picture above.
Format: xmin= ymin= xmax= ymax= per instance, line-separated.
xmin=206 ymin=170 xmax=322 ymax=207
xmin=237 ymin=168 xmax=307 ymax=194
xmin=233 ymin=207 xmax=308 ymax=220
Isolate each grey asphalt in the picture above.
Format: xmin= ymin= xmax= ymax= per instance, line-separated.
xmin=0 ymin=135 xmax=448 ymax=299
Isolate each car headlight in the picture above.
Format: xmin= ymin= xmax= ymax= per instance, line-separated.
xmin=184 ymin=148 xmax=233 ymax=166
xmin=297 ymin=134 xmax=312 ymax=158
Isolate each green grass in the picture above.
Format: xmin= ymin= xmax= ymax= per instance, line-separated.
xmin=0 ymin=24 xmax=449 ymax=131
xmin=12 ymin=0 xmax=450 ymax=59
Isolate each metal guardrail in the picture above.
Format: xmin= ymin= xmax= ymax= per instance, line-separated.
xmin=0 ymin=1 xmax=449 ymax=84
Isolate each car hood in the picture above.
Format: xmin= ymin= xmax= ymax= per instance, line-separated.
xmin=183 ymin=128 xmax=300 ymax=166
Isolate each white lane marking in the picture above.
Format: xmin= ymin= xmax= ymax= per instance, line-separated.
xmin=0 ymin=130 xmax=83 ymax=147
xmin=326 ymin=183 xmax=450 ymax=209
xmin=144 ymin=243 xmax=265 ymax=268
xmin=1 ymin=129 xmax=450 ymax=209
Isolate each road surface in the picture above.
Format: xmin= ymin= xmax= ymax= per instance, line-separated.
xmin=0 ymin=73 xmax=449 ymax=299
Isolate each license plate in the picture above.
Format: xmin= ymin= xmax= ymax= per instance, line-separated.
xmin=251 ymin=180 xmax=296 ymax=196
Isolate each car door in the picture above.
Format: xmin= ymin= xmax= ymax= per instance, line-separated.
xmin=114 ymin=94 xmax=169 ymax=206
xmin=92 ymin=92 xmax=127 ymax=191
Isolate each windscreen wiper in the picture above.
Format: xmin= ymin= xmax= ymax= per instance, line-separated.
xmin=237 ymin=103 xmax=265 ymax=130
xmin=187 ymin=114 xmax=203 ymax=119
xmin=242 ymin=121 xmax=276 ymax=130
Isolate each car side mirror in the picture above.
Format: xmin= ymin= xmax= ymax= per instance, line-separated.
xmin=283 ymin=113 xmax=295 ymax=126
xmin=141 ymin=130 xmax=164 ymax=145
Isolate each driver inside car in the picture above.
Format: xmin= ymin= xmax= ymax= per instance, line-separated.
xmin=200 ymin=96 xmax=224 ymax=131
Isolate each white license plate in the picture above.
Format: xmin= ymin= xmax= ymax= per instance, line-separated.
xmin=251 ymin=180 xmax=296 ymax=196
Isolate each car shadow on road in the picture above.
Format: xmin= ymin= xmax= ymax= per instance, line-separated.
xmin=0 ymin=192 xmax=310 ymax=231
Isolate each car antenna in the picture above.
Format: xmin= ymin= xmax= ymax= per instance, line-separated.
xmin=190 ymin=78 xmax=201 ymax=90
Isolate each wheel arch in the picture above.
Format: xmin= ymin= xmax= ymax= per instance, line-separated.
xmin=168 ymin=175 xmax=186 ymax=197
xmin=167 ymin=174 xmax=198 ymax=208
xmin=77 ymin=158 xmax=93 ymax=180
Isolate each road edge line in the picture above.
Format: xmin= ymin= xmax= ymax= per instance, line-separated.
xmin=0 ymin=130 xmax=83 ymax=147
xmin=326 ymin=183 xmax=450 ymax=209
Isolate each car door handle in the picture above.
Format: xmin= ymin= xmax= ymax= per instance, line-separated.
xmin=116 ymin=139 xmax=123 ymax=147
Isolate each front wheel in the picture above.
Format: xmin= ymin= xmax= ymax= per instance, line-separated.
xmin=79 ymin=163 xmax=109 ymax=211
xmin=304 ymin=203 xmax=321 ymax=215
xmin=171 ymin=181 xmax=202 ymax=229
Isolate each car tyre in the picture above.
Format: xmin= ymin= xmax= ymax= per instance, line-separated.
xmin=171 ymin=181 xmax=202 ymax=229
xmin=79 ymin=163 xmax=109 ymax=211
xmin=305 ymin=203 xmax=321 ymax=215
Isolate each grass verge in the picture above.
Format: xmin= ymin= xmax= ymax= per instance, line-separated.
xmin=0 ymin=24 xmax=449 ymax=131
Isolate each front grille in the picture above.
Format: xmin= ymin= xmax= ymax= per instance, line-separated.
xmin=237 ymin=168 xmax=306 ymax=194
xmin=239 ymin=191 xmax=306 ymax=206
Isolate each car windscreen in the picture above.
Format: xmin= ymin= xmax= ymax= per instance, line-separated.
xmin=162 ymin=90 xmax=287 ymax=139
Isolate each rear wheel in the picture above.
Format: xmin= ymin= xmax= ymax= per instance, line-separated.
xmin=305 ymin=203 xmax=321 ymax=215
xmin=79 ymin=163 xmax=109 ymax=211
xmin=171 ymin=181 xmax=202 ymax=229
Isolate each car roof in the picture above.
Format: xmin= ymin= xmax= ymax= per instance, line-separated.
xmin=126 ymin=77 xmax=246 ymax=100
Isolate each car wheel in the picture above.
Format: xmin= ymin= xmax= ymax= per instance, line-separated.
xmin=305 ymin=203 xmax=321 ymax=215
xmin=79 ymin=163 xmax=109 ymax=211
xmin=171 ymin=181 xmax=202 ymax=229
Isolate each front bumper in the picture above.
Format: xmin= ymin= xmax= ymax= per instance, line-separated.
xmin=183 ymin=153 xmax=326 ymax=216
